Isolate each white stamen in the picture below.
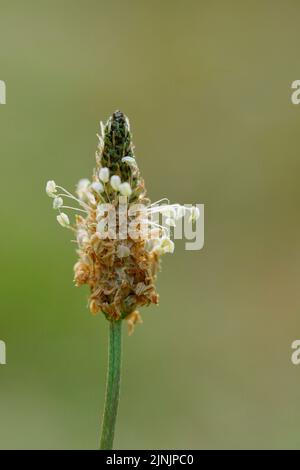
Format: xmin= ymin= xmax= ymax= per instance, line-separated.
xmin=46 ymin=180 xmax=57 ymax=198
xmin=119 ymin=182 xmax=132 ymax=197
xmin=76 ymin=179 xmax=91 ymax=201
xmin=61 ymin=205 xmax=88 ymax=214
xmin=149 ymin=198 xmax=170 ymax=207
xmin=139 ymin=219 xmax=169 ymax=237
xmin=91 ymin=181 xmax=104 ymax=193
xmin=99 ymin=167 xmax=110 ymax=183
xmin=56 ymin=187 xmax=90 ymax=211
xmin=110 ymin=175 xmax=121 ymax=191
xmin=53 ymin=197 xmax=63 ymax=209
xmin=160 ymin=237 xmax=175 ymax=254
xmin=121 ymin=156 xmax=136 ymax=165
xmin=145 ymin=238 xmax=161 ymax=252
xmin=57 ymin=213 xmax=70 ymax=228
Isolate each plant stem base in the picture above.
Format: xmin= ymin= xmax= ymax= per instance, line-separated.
xmin=100 ymin=320 xmax=122 ymax=450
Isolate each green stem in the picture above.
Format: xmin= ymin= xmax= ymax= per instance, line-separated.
xmin=100 ymin=320 xmax=122 ymax=450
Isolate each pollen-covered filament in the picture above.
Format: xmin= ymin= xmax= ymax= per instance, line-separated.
xmin=131 ymin=202 xmax=200 ymax=223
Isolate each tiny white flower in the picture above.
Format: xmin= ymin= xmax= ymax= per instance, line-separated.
xmin=110 ymin=175 xmax=121 ymax=191
xmin=77 ymin=178 xmax=90 ymax=190
xmin=56 ymin=213 xmax=70 ymax=228
xmin=99 ymin=167 xmax=109 ymax=183
xmin=91 ymin=181 xmax=104 ymax=193
xmin=53 ymin=197 xmax=63 ymax=209
xmin=160 ymin=237 xmax=175 ymax=254
xmin=189 ymin=206 xmax=200 ymax=222
xmin=76 ymin=178 xmax=90 ymax=199
xmin=121 ymin=156 xmax=136 ymax=165
xmin=46 ymin=180 xmax=57 ymax=198
xmin=119 ymin=182 xmax=132 ymax=197
xmin=117 ymin=244 xmax=131 ymax=258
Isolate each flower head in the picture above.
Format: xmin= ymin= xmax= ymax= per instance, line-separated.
xmin=45 ymin=111 xmax=199 ymax=334
xmin=119 ymin=182 xmax=132 ymax=197
xmin=110 ymin=175 xmax=121 ymax=191
xmin=99 ymin=167 xmax=109 ymax=183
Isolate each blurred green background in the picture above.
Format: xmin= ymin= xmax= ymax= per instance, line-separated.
xmin=0 ymin=0 xmax=300 ymax=450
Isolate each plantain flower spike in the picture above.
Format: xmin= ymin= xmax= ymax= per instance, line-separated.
xmin=46 ymin=111 xmax=199 ymax=333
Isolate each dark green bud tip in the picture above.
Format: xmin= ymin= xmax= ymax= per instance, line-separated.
xmin=103 ymin=111 xmax=133 ymax=162
xmin=101 ymin=111 xmax=135 ymax=180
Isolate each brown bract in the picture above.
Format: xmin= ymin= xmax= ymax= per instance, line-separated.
xmin=74 ymin=215 xmax=160 ymax=322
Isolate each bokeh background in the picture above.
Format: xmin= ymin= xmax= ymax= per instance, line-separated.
xmin=0 ymin=0 xmax=300 ymax=450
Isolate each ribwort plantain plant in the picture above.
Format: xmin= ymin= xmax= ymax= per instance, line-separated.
xmin=45 ymin=111 xmax=199 ymax=449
